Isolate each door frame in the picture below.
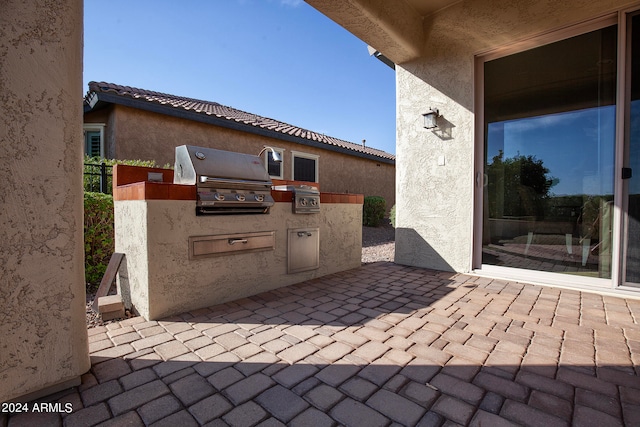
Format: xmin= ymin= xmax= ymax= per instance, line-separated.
xmin=472 ymin=8 xmax=640 ymax=293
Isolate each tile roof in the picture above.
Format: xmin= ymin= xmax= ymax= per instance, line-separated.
xmin=85 ymin=81 xmax=395 ymax=162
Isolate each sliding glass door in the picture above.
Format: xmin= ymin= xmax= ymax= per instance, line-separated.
xmin=481 ymin=24 xmax=617 ymax=279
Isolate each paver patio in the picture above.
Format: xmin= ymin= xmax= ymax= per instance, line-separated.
xmin=4 ymin=262 xmax=640 ymax=426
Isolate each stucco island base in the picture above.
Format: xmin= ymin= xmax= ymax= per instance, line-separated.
xmin=115 ymin=200 xmax=362 ymax=320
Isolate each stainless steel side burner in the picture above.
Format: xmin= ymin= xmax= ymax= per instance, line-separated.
xmin=273 ymin=184 xmax=320 ymax=214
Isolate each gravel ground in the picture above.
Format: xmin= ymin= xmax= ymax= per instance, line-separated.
xmin=361 ymin=220 xmax=395 ymax=264
xmin=86 ymin=223 xmax=396 ymax=328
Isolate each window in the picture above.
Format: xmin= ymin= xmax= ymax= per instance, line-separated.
xmin=292 ymin=151 xmax=319 ymax=183
xmin=83 ymin=124 xmax=105 ymax=157
xmin=263 ymin=147 xmax=284 ymax=179
xmin=479 ymin=22 xmax=617 ymax=279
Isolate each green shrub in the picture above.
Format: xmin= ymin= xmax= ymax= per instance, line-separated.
xmin=390 ymin=204 xmax=396 ymax=228
xmin=84 ymin=192 xmax=114 ymax=293
xmin=363 ymin=196 xmax=386 ymax=227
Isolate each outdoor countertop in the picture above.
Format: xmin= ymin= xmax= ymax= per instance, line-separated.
xmin=112 ymin=164 xmax=363 ymax=204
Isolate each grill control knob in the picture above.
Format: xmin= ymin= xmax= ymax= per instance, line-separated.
xmin=299 ymin=198 xmax=308 ymax=206
xmin=310 ymin=198 xmax=317 ymax=206
xmin=254 ymin=194 xmax=265 ymax=202
xmin=214 ymin=193 xmax=225 ymax=201
xmin=235 ymin=194 xmax=246 ymax=201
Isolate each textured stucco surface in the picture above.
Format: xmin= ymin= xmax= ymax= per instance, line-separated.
xmin=0 ymin=0 xmax=89 ymax=402
xmin=393 ymin=0 xmax=634 ymax=273
xmin=115 ymin=201 xmax=362 ymax=320
xmin=85 ymin=104 xmax=396 ymax=212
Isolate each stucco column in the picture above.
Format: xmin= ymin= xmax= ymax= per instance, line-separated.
xmin=0 ymin=0 xmax=90 ymax=402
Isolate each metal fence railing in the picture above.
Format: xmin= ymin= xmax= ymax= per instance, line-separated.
xmin=84 ymin=162 xmax=113 ymax=194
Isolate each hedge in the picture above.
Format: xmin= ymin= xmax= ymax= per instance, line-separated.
xmin=84 ymin=192 xmax=114 ymax=293
xmin=363 ymin=196 xmax=386 ymax=227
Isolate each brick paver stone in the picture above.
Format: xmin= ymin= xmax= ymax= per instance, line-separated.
xmin=255 ymin=385 xmax=310 ymax=423
xmin=222 ymin=401 xmax=269 ymax=426
xmin=352 ymin=341 xmax=390 ymax=362
xmin=148 ymin=410 xmax=198 ymax=427
xmin=366 ymin=389 xmax=426 ymax=425
xmin=277 ymin=342 xmax=318 ymax=363
xmin=272 ymin=363 xmax=320 ymax=388
xmin=500 ymin=399 xmax=569 ymax=427
xmin=169 ymin=373 xmax=215 ymax=406
xmin=528 ymin=390 xmax=573 ymax=421
xmin=136 ymin=395 xmax=182 ymax=425
xmin=81 ymin=380 xmax=123 ymax=407
xmin=315 ymin=361 xmax=362 ymax=387
xmin=290 ymin=408 xmax=336 ymax=427
xmin=304 ymin=383 xmax=345 ymax=410
xmin=107 ymin=380 xmax=170 ymax=416
xmin=470 ymin=409 xmax=521 ymax=427
xmin=315 ymin=342 xmax=353 ymax=362
xmin=401 ymin=381 xmax=440 ymax=407
xmin=130 ymin=333 xmax=174 ymax=351
xmin=96 ymin=411 xmax=144 ymax=427
xmin=207 ymin=366 xmax=245 ymax=391
xmin=431 ymin=394 xmax=477 ymax=425
xmin=119 ymin=368 xmax=158 ymax=390
xmin=358 ymin=357 xmax=402 ymax=386
xmin=223 ymin=373 xmax=276 ymax=405
xmin=154 ymin=340 xmax=190 ymax=360
xmin=330 ymin=398 xmax=389 ymax=427
xmin=473 ymin=371 xmax=530 ymax=402
xmin=63 ymin=403 xmax=111 ymax=427
xmin=92 ymin=357 xmax=132 ymax=383
xmin=188 ymin=393 xmax=234 ymax=424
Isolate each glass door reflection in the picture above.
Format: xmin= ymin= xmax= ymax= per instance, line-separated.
xmin=483 ymin=25 xmax=617 ymax=278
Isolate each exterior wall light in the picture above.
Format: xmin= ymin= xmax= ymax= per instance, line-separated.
xmin=423 ymin=108 xmax=439 ymax=129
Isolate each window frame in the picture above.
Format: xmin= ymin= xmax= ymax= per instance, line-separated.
xmin=262 ymin=146 xmax=284 ymax=180
xmin=291 ymin=150 xmax=319 ymax=183
xmin=83 ymin=123 xmax=105 ymax=158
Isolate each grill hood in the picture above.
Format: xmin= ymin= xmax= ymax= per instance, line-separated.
xmin=174 ymin=145 xmax=274 ymax=215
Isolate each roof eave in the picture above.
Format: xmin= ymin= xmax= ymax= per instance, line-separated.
xmin=85 ymin=92 xmax=395 ymax=165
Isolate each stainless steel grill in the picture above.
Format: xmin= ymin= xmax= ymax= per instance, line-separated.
xmin=174 ymin=145 xmax=275 ymax=215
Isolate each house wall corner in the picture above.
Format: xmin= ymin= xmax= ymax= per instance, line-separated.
xmin=0 ymin=0 xmax=90 ymax=402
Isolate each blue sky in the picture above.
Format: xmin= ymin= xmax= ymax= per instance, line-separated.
xmin=83 ymin=0 xmax=396 ymax=154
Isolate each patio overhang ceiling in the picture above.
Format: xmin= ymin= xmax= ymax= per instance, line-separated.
xmin=305 ymin=0 xmax=460 ymax=64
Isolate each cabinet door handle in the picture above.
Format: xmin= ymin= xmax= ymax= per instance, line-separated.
xmin=228 ymin=238 xmax=248 ymax=245
xmin=297 ymin=232 xmax=312 ymax=237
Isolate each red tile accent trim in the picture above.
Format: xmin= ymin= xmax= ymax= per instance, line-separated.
xmin=113 ymin=165 xmax=362 ymax=204
xmin=113 ymin=164 xmax=174 ymax=188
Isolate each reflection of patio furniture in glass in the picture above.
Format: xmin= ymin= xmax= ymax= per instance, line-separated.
xmin=520 ymin=188 xmax=603 ymax=267
xmin=577 ymin=197 xmax=613 ymax=273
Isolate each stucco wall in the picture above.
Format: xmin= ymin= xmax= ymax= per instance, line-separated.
xmin=395 ymin=0 xmax=633 ymax=272
xmin=115 ymin=201 xmax=362 ymax=320
xmin=0 ymin=0 xmax=89 ymax=402
xmin=85 ymin=105 xmax=396 ymax=212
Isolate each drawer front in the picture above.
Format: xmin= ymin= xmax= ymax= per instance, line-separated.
xmin=189 ymin=231 xmax=275 ymax=259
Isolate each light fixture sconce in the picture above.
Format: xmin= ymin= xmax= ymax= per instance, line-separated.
xmin=423 ymin=108 xmax=440 ymax=129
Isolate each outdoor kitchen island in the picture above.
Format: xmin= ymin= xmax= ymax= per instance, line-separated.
xmin=112 ymin=163 xmax=364 ymax=320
